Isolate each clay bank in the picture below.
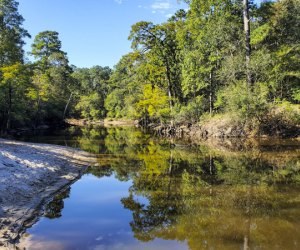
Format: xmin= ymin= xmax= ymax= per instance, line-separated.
xmin=0 ymin=139 xmax=96 ymax=249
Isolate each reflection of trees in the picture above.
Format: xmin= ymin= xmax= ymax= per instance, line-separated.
xmin=89 ymin=165 xmax=113 ymax=178
xmin=66 ymin=126 xmax=300 ymax=249
xmin=122 ymin=191 xmax=180 ymax=242
xmin=121 ymin=169 xmax=300 ymax=249
xmin=103 ymin=128 xmax=300 ymax=249
xmin=44 ymin=187 xmax=71 ymax=219
xmin=64 ymin=126 xmax=108 ymax=154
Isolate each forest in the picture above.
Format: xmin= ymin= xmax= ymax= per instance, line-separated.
xmin=0 ymin=0 xmax=299 ymax=136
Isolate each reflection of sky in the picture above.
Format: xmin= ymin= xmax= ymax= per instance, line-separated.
xmin=21 ymin=174 xmax=188 ymax=250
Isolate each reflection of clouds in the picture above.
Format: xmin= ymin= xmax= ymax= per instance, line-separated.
xmin=94 ymin=230 xmax=132 ymax=243
xmin=75 ymin=190 xmax=128 ymax=203
xmin=91 ymin=239 xmax=188 ymax=250
xmin=18 ymin=235 xmax=66 ymax=250
xmin=96 ymin=236 xmax=104 ymax=241
xmin=54 ymin=217 xmax=120 ymax=226
xmin=91 ymin=230 xmax=187 ymax=250
xmin=116 ymin=229 xmax=132 ymax=236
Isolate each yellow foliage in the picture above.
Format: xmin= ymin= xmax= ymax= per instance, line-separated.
xmin=136 ymin=84 xmax=170 ymax=119
xmin=1 ymin=63 xmax=22 ymax=81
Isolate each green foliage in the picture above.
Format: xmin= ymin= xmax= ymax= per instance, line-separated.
xmin=180 ymin=0 xmax=243 ymax=110
xmin=0 ymin=0 xmax=31 ymax=129
xmin=261 ymin=0 xmax=300 ymax=102
xmin=215 ymin=81 xmax=270 ymax=120
xmin=72 ymin=66 xmax=112 ymax=120
xmin=293 ymin=89 xmax=300 ymax=102
xmin=0 ymin=0 xmax=30 ymax=67
xmin=105 ymin=89 xmax=124 ymax=118
xmin=75 ymin=93 xmax=104 ymax=120
xmin=251 ymin=24 xmax=270 ymax=46
xmin=104 ymin=52 xmax=142 ymax=119
xmin=29 ymin=31 xmax=74 ymax=125
xmin=31 ymin=31 xmax=63 ymax=60
xmin=129 ymin=20 xmax=183 ymax=103
xmin=0 ymin=63 xmax=33 ymax=128
xmin=172 ymin=96 xmax=204 ymax=124
xmin=257 ymin=101 xmax=300 ymax=137
xmin=0 ymin=0 xmax=298 ymax=135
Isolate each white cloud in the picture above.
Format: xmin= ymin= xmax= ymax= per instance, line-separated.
xmin=146 ymin=0 xmax=188 ymax=18
xmin=114 ymin=0 xmax=123 ymax=4
xmin=151 ymin=1 xmax=172 ymax=10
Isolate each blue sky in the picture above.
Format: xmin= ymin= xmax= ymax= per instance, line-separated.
xmin=18 ymin=0 xmax=188 ymax=68
xmin=18 ymin=0 xmax=262 ymax=69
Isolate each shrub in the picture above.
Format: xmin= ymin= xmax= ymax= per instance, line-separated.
xmin=173 ymin=96 xmax=204 ymax=125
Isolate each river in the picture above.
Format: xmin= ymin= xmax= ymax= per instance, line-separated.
xmin=13 ymin=126 xmax=300 ymax=250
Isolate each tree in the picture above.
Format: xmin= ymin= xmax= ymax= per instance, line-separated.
xmin=262 ymin=0 xmax=300 ymax=102
xmin=0 ymin=0 xmax=30 ymax=67
xmin=72 ymin=66 xmax=112 ymax=120
xmin=180 ymin=0 xmax=244 ymax=115
xmin=31 ymin=31 xmax=63 ymax=62
xmin=105 ymin=52 xmax=142 ymax=119
xmin=135 ymin=84 xmax=170 ymax=125
xmin=0 ymin=63 xmax=32 ymax=129
xmin=31 ymin=31 xmax=73 ymax=126
xmin=129 ymin=21 xmax=183 ymax=109
xmin=0 ymin=0 xmax=30 ymax=130
xmin=243 ymin=0 xmax=253 ymax=87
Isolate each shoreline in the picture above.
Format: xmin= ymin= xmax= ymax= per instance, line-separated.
xmin=4 ymin=116 xmax=298 ymax=139
xmin=64 ymin=117 xmax=300 ymax=139
xmin=155 ymin=124 xmax=300 ymax=139
xmin=65 ymin=118 xmax=138 ymax=127
xmin=0 ymin=139 xmax=97 ymax=248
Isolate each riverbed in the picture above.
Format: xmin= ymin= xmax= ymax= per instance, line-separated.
xmin=2 ymin=126 xmax=300 ymax=250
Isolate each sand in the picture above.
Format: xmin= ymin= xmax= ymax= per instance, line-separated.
xmin=0 ymin=139 xmax=96 ymax=249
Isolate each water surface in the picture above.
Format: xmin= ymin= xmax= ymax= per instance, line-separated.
xmin=16 ymin=126 xmax=300 ymax=250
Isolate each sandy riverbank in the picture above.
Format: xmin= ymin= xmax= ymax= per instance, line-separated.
xmin=65 ymin=118 xmax=138 ymax=127
xmin=0 ymin=139 xmax=96 ymax=249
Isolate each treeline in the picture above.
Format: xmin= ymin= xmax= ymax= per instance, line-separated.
xmin=106 ymin=0 xmax=299 ymax=132
xmin=0 ymin=0 xmax=299 ymax=134
xmin=0 ymin=0 xmax=112 ymax=130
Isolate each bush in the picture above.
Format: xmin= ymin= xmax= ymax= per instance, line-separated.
xmin=259 ymin=102 xmax=300 ymax=137
xmin=215 ymin=81 xmax=270 ymax=121
xmin=173 ymin=96 xmax=204 ymax=125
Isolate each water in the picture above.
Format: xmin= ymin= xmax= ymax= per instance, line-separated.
xmin=15 ymin=126 xmax=300 ymax=250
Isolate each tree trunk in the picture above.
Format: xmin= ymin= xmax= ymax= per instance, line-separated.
xmin=209 ymin=71 xmax=213 ymax=116
xmin=167 ymin=86 xmax=173 ymax=110
xmin=243 ymin=0 xmax=253 ymax=87
xmin=165 ymin=62 xmax=175 ymax=126
xmin=6 ymin=83 xmax=12 ymax=130
xmin=243 ymin=235 xmax=249 ymax=250
xmin=243 ymin=185 xmax=253 ymax=250
xmin=63 ymin=92 xmax=73 ymax=121
xmin=165 ymin=64 xmax=173 ymax=111
xmin=209 ymin=155 xmax=213 ymax=175
xmin=35 ymin=95 xmax=41 ymax=129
